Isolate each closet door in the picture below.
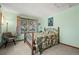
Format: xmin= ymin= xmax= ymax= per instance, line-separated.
xmin=27 ymin=19 xmax=38 ymax=32
xmin=16 ymin=16 xmax=28 ymax=40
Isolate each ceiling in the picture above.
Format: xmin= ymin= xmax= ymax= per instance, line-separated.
xmin=1 ymin=3 xmax=79 ymax=18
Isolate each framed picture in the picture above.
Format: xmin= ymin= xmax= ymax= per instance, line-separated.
xmin=48 ymin=17 xmax=53 ymax=26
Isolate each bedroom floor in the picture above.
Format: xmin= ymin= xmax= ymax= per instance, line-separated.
xmin=0 ymin=41 xmax=31 ymax=55
xmin=0 ymin=41 xmax=79 ymax=55
xmin=42 ymin=44 xmax=79 ymax=55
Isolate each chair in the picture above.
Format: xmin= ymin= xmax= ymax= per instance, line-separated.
xmin=2 ymin=32 xmax=16 ymax=48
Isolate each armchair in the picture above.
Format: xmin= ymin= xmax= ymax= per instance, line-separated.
xmin=2 ymin=32 xmax=16 ymax=48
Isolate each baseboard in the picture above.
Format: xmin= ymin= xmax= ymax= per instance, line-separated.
xmin=60 ymin=42 xmax=79 ymax=49
xmin=16 ymin=39 xmax=24 ymax=42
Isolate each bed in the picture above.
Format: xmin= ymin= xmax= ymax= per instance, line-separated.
xmin=33 ymin=27 xmax=60 ymax=54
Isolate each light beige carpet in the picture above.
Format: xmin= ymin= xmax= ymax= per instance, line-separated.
xmin=42 ymin=44 xmax=79 ymax=55
xmin=0 ymin=41 xmax=31 ymax=55
xmin=0 ymin=41 xmax=79 ymax=55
